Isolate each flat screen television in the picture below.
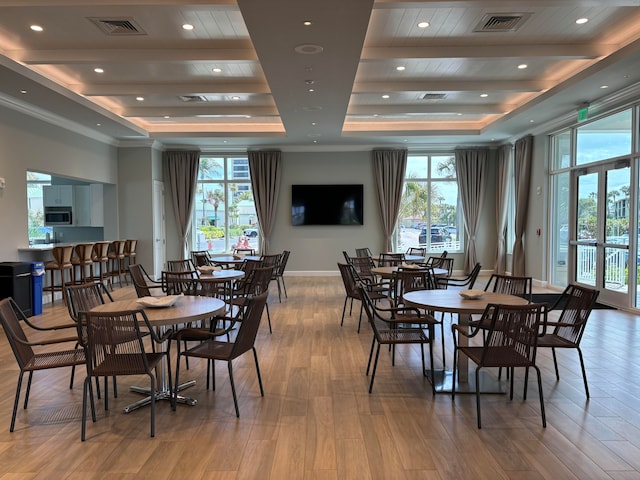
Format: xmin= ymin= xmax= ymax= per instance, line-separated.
xmin=292 ymin=184 xmax=363 ymax=226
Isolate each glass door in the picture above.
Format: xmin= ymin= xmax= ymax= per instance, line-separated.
xmin=573 ymin=162 xmax=631 ymax=306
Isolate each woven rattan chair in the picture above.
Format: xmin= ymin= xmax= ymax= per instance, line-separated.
xmin=437 ymin=262 xmax=480 ymax=289
xmin=377 ymin=252 xmax=405 ymax=267
xmin=161 ymin=270 xmax=199 ymax=295
xmin=128 ymin=263 xmax=164 ymax=297
xmin=166 ymin=259 xmax=196 ymax=272
xmin=452 ymin=302 xmax=547 ymax=429
xmin=0 ymin=297 xmax=84 ymax=432
xmin=406 ymin=247 xmax=426 ymax=257
xmin=174 ymin=291 xmax=268 ymax=418
xmin=337 ymin=263 xmax=387 ymax=333
xmin=229 ymin=266 xmax=273 ymax=333
xmin=82 ymin=307 xmax=172 ymax=440
xmin=535 ymin=284 xmax=599 ymax=398
xmin=359 ymin=284 xmax=437 ymax=394
xmin=273 ymin=250 xmax=290 ymax=302
xmin=191 ymin=250 xmax=213 ymax=267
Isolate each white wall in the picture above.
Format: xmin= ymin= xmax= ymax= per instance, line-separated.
xmin=0 ymin=104 xmax=118 ymax=261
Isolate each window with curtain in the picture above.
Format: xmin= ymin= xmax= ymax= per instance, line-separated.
xmin=192 ymin=155 xmax=256 ymax=254
xmin=396 ymin=154 xmax=462 ymax=254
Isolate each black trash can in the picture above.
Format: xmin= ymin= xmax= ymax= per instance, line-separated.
xmin=0 ymin=262 xmax=33 ymax=317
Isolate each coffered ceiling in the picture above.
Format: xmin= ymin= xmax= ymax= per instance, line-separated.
xmin=1 ymin=0 xmax=640 ymax=151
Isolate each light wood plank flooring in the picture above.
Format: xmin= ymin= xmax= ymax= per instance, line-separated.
xmin=0 ymin=276 xmax=639 ymax=479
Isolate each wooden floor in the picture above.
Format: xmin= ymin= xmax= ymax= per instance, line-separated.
xmin=1 ymin=276 xmax=639 ymax=479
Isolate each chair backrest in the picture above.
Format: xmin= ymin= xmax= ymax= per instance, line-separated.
xmin=0 ymin=297 xmax=35 ymax=369
xmin=350 ymin=256 xmax=376 ymax=281
xmin=66 ymin=282 xmax=114 ymax=323
xmin=551 ymin=284 xmax=599 ymax=345
xmin=109 ymin=240 xmax=126 ymax=257
xmin=481 ymin=303 xmax=546 ymax=365
xmin=467 ymin=262 xmax=482 ymax=288
xmin=406 ymin=247 xmax=426 ymax=257
xmin=260 ymin=254 xmax=280 ymax=269
xmin=355 ymin=248 xmax=372 ymax=258
xmin=161 ymin=270 xmax=198 ymax=295
xmin=378 ymin=253 xmax=405 ymax=267
xmin=191 ymin=250 xmax=212 ymax=267
xmin=128 ymin=263 xmax=157 ymax=297
xmin=166 ymin=259 xmax=195 ymax=272
xmin=484 ymin=274 xmax=532 ymax=301
xmin=430 ymin=257 xmax=453 ymax=276
xmin=276 ymin=250 xmax=290 ymax=276
xmin=229 ymin=291 xmax=268 ymax=360
xmin=92 ymin=241 xmax=110 ymax=261
xmin=84 ymin=308 xmax=151 ymax=376
xmin=234 ymin=248 xmax=256 ymax=255
xmin=338 ymin=263 xmax=359 ymax=299
xmin=393 ymin=268 xmax=436 ymax=303
xmin=73 ymin=243 xmax=95 ymax=264
xmin=244 ymin=266 xmax=273 ymax=296
xmin=53 ymin=245 xmax=74 ymax=266
xmin=124 ymin=239 xmax=137 ymax=257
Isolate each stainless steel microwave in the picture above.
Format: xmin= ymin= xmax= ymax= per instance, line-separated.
xmin=44 ymin=206 xmax=72 ymax=225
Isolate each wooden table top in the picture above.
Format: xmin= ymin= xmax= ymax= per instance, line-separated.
xmin=371 ymin=266 xmax=448 ymax=278
xmin=211 ymin=255 xmax=261 ymax=265
xmin=403 ymin=290 xmax=529 ymax=314
xmin=197 ymin=269 xmax=245 ymax=282
xmin=90 ymin=295 xmax=226 ymax=327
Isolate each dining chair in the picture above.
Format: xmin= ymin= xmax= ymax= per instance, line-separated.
xmin=128 ymin=263 xmax=164 ymax=297
xmin=273 ymin=250 xmax=290 ymax=302
xmin=452 ymin=302 xmax=547 ymax=429
xmin=161 ymin=269 xmax=199 ymax=296
xmin=359 ymin=284 xmax=437 ymax=395
xmin=437 ymin=262 xmax=480 ymax=289
xmin=0 ymin=297 xmax=85 ymax=432
xmin=44 ymin=245 xmax=74 ymax=304
xmin=355 ymin=247 xmax=373 ymax=258
xmin=535 ymin=284 xmax=599 ymax=398
xmin=166 ymin=258 xmax=196 ymax=272
xmin=70 ymin=242 xmax=95 ymax=285
xmin=174 ymin=291 xmax=268 ymax=418
xmin=377 ymin=252 xmax=405 ymax=267
xmin=406 ymin=247 xmax=426 ymax=257
xmin=82 ymin=307 xmax=172 ymax=440
xmin=107 ymin=240 xmax=127 ymax=288
xmin=350 ymin=255 xmax=391 ymax=296
xmin=191 ymin=250 xmax=213 ymax=267
xmin=233 ymin=248 xmax=256 ymax=256
xmin=65 ymin=282 xmax=118 ymax=401
xmin=337 ymin=263 xmax=387 ymax=333
xmin=229 ymin=266 xmax=274 ymax=333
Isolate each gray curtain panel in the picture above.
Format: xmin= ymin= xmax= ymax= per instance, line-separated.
xmin=164 ymin=150 xmax=200 ymax=258
xmin=512 ymin=135 xmax=533 ymax=276
xmin=373 ymin=150 xmax=407 ymax=253
xmin=494 ymin=144 xmax=512 ymax=274
xmin=248 ymin=150 xmax=282 ymax=254
xmin=455 ymin=148 xmax=488 ymax=273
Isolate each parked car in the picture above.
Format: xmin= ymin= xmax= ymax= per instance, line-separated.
xmin=418 ymin=226 xmax=451 ymax=245
xmin=244 ymin=228 xmax=259 ymax=238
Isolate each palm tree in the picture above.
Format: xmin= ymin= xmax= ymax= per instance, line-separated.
xmin=208 ymin=189 xmax=225 ymax=226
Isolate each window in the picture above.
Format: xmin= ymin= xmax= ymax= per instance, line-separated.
xmin=397 ymin=154 xmax=462 ymax=253
xmin=192 ymin=156 xmax=257 ymax=254
xmin=26 ymin=171 xmax=52 ymax=244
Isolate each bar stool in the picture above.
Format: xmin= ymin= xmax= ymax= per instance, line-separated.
xmin=43 ymin=245 xmax=74 ymax=304
xmin=71 ymin=243 xmax=95 ymax=284
xmin=107 ymin=240 xmax=126 ymax=289
xmin=91 ymin=241 xmax=110 ymax=286
xmin=123 ymin=239 xmax=137 ymax=282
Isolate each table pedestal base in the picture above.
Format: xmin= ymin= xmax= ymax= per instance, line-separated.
xmin=426 ymin=369 xmax=506 ymax=394
xmin=123 ymin=380 xmax=197 ymax=413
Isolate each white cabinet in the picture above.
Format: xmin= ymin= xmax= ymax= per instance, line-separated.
xmin=43 ymin=185 xmax=74 ymax=207
xmin=74 ymin=184 xmax=104 ymax=227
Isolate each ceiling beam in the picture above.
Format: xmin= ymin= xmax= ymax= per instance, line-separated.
xmin=76 ymin=83 xmax=270 ymax=96
xmin=348 ymin=104 xmax=509 ymax=114
xmin=121 ymin=105 xmax=280 ymax=117
xmin=353 ymin=80 xmax=552 ymax=93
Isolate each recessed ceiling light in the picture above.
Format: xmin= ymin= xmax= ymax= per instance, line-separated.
xmin=600 ymin=85 xmax=609 ymax=89
xmin=19 ymin=89 xmax=27 ymax=94
xmin=182 ymin=24 xmax=194 ymax=30
xmin=576 ymin=18 xmax=589 ymax=25
xmin=457 ymin=113 xmax=463 ymax=116
xmin=231 ymin=96 xmax=240 ymax=100
xmin=136 ymin=96 xmax=144 ymax=101
xmin=30 ymin=25 xmax=43 ymax=32
xmin=530 ymin=119 xmax=535 ymax=123
xmin=480 ymin=93 xmax=488 ymax=98
xmin=396 ymin=66 xmax=406 ymax=71
xmin=517 ymin=64 xmax=528 ymax=69
xmin=94 ymin=67 xmax=104 ymax=73
xmin=212 ymin=67 xmax=222 ymax=73
xmin=311 ymin=122 xmax=317 ymax=126
xmin=164 ymin=115 xmax=170 ymax=119
xmin=313 ymin=140 xmax=318 ymax=143
xmin=403 ymin=139 xmax=408 ymax=142
xmin=308 ymin=88 xmax=315 ymax=92
xmin=382 ymin=94 xmax=390 ymax=99
xmin=96 ymin=123 xmax=101 ymax=127
xmin=305 ymin=79 xmax=315 ymax=85
xmin=373 ymin=113 xmax=379 ymax=117
xmin=417 ymin=21 xmax=430 ymax=28
xmin=223 ymin=140 xmax=228 ymax=144
xmin=303 ymin=20 xmax=312 ymax=26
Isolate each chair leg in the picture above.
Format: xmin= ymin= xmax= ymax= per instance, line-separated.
xmin=577 ymin=348 xmax=590 ymax=398
xmin=340 ymin=297 xmax=348 ymax=326
xmin=10 ymin=373 xmax=24 ymax=432
xmin=252 ymin=347 xmax=264 ymax=397
xmin=534 ymin=365 xmax=547 ymax=428
xmin=366 ymin=337 xmax=376 ymax=376
xmin=148 ymin=373 xmax=156 ymax=437
xmin=81 ymin=377 xmax=89 ymax=441
xmin=265 ymin=302 xmax=272 ymax=334
xmin=368 ymin=344 xmax=382 ymax=394
xmin=475 ymin=367 xmax=482 ymax=429
xmin=228 ymin=361 xmax=240 ymax=418
xmin=551 ymin=348 xmax=560 ymax=380
xmin=281 ymin=276 xmax=287 ymax=299
xmin=23 ymin=371 xmax=33 ymax=409
xmin=451 ymin=347 xmax=458 ymax=400
xmin=356 ymin=302 xmax=364 ymax=333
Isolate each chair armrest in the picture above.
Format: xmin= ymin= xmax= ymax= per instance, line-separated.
xmin=451 ymin=322 xmax=483 ymax=347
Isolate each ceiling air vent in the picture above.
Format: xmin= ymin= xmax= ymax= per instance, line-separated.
xmin=422 ymin=93 xmax=447 ymax=100
xmin=179 ymin=95 xmax=208 ymax=103
xmin=474 ymin=13 xmax=530 ymax=32
xmin=89 ymin=17 xmax=146 ymax=35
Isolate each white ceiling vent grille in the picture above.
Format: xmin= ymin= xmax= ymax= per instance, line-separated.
xmin=474 ymin=13 xmax=530 ymax=32
xmin=89 ymin=17 xmax=146 ymax=35
xmin=179 ymin=95 xmax=209 ymax=103
xmin=422 ymin=93 xmax=447 ymax=100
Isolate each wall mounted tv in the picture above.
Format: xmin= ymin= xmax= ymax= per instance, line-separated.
xmin=292 ymin=184 xmax=364 ymax=226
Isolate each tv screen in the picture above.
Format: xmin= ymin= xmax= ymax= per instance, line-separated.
xmin=292 ymin=184 xmax=363 ymax=226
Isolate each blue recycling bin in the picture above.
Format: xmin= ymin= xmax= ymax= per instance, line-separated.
xmin=31 ymin=262 xmax=45 ymax=316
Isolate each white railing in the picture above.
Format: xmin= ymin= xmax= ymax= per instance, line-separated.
xmin=576 ymin=246 xmax=627 ymax=287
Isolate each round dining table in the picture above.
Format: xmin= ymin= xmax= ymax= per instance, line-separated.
xmin=91 ymin=295 xmax=226 ymax=411
xmin=403 ymin=290 xmax=530 ymax=393
xmin=371 ymin=265 xmax=448 ymax=278
xmin=211 ymin=255 xmax=262 ymax=268
xmin=196 ymin=269 xmax=245 ymax=301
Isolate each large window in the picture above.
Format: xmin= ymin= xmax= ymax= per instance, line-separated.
xmin=26 ymin=171 xmax=52 ymax=244
xmin=397 ymin=154 xmax=462 ymax=254
xmin=192 ymin=155 xmax=257 ymax=254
